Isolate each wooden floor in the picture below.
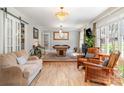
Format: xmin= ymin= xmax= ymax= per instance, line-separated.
xmin=30 ymin=54 xmax=124 ymax=86
xmin=31 ymin=62 xmax=101 ymax=86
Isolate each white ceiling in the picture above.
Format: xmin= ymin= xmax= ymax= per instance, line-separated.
xmin=15 ymin=7 xmax=108 ymax=31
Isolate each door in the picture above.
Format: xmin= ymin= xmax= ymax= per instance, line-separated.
xmin=4 ymin=13 xmax=21 ymax=53
xmin=44 ymin=33 xmax=50 ymax=51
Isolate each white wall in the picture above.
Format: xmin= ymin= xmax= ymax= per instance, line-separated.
xmin=44 ymin=31 xmax=80 ymax=53
xmin=93 ymin=8 xmax=124 ymax=27
xmin=0 ymin=8 xmax=44 ymax=52
xmin=0 ymin=10 xmax=4 ymax=53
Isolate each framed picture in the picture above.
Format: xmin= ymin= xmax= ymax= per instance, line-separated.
xmin=53 ymin=32 xmax=69 ymax=40
xmin=33 ymin=27 xmax=39 ymax=39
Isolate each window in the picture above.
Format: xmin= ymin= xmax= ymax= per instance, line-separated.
xmin=109 ymin=23 xmax=120 ymax=53
xmin=96 ymin=20 xmax=124 ymax=56
xmin=95 ymin=29 xmax=100 ymax=47
xmin=79 ymin=31 xmax=84 ymax=50
xmin=122 ymin=36 xmax=124 ymax=56
xmin=100 ymin=26 xmax=108 ymax=53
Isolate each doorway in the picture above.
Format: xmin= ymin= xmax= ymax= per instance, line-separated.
xmin=44 ymin=32 xmax=50 ymax=51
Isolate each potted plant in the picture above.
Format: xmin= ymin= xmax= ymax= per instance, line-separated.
xmin=118 ymin=65 xmax=124 ymax=77
xmin=29 ymin=45 xmax=42 ymax=58
xmin=85 ymin=35 xmax=95 ymax=48
xmin=117 ymin=65 xmax=124 ymax=85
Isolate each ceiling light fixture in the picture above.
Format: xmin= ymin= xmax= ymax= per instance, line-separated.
xmin=55 ymin=7 xmax=69 ymax=21
xmin=59 ymin=25 xmax=64 ymax=38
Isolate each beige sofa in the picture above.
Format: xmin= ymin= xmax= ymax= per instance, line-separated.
xmin=0 ymin=50 xmax=43 ymax=86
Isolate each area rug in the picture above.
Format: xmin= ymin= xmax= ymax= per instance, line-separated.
xmin=42 ymin=52 xmax=77 ymax=62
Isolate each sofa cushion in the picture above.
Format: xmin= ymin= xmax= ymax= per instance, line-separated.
xmin=22 ymin=60 xmax=42 ymax=79
xmin=16 ymin=56 xmax=27 ymax=65
xmin=27 ymin=59 xmax=42 ymax=64
xmin=28 ymin=56 xmax=39 ymax=60
xmin=0 ymin=53 xmax=18 ymax=68
xmin=15 ymin=50 xmax=29 ymax=60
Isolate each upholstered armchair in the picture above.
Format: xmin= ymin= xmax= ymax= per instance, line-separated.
xmin=77 ymin=47 xmax=100 ymax=69
xmin=84 ymin=51 xmax=120 ymax=85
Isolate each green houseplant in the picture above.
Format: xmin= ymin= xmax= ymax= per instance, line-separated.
xmin=85 ymin=35 xmax=95 ymax=48
xmin=117 ymin=65 xmax=124 ymax=85
xmin=118 ymin=65 xmax=124 ymax=78
xmin=30 ymin=45 xmax=45 ymax=58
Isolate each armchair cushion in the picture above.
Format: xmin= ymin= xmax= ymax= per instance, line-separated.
xmin=102 ymin=58 xmax=109 ymax=66
xmin=83 ymin=61 xmax=103 ymax=68
xmin=85 ymin=53 xmax=95 ymax=58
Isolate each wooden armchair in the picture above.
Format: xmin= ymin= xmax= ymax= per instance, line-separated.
xmin=77 ymin=47 xmax=100 ymax=69
xmin=84 ymin=51 xmax=120 ymax=85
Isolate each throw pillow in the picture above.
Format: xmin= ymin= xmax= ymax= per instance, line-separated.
xmin=85 ymin=53 xmax=95 ymax=58
xmin=16 ymin=56 xmax=27 ymax=65
xmin=102 ymin=58 xmax=109 ymax=66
